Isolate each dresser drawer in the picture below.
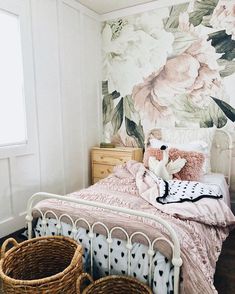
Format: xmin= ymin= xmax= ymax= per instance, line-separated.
xmin=91 ymin=147 xmax=143 ymax=184
xmin=92 ymin=150 xmax=131 ymax=165
xmin=92 ymin=164 xmax=114 ymax=178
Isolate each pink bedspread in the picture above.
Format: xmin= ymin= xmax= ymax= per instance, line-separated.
xmin=34 ymin=161 xmax=235 ymax=294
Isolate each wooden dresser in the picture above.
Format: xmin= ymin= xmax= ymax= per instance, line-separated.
xmin=91 ymin=147 xmax=143 ymax=184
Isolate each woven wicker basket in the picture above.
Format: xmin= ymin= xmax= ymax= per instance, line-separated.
xmin=0 ymin=236 xmax=82 ymax=294
xmin=77 ymin=273 xmax=153 ymax=294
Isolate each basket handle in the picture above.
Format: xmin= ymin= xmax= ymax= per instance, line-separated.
xmin=71 ymin=244 xmax=83 ymax=267
xmin=76 ymin=273 xmax=93 ymax=292
xmin=1 ymin=238 xmax=18 ymax=259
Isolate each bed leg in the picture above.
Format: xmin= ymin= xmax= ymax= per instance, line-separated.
xmin=26 ymin=214 xmax=33 ymax=239
xmin=173 ymin=265 xmax=180 ymax=294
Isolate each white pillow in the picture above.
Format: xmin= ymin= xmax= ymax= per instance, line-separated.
xmin=149 ymin=127 xmax=216 ymax=173
xmin=149 ymin=138 xmax=208 ymax=152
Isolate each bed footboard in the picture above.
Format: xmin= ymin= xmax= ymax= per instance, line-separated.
xmin=26 ymin=192 xmax=182 ymax=294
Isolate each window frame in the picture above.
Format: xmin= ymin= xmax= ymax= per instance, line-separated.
xmin=0 ymin=0 xmax=37 ymax=159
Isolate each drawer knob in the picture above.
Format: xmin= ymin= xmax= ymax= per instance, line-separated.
xmin=100 ymin=156 xmax=103 ymax=159
xmin=101 ymin=171 xmax=104 ymax=174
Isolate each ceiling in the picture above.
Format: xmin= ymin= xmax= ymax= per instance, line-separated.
xmin=78 ymin=0 xmax=155 ymax=14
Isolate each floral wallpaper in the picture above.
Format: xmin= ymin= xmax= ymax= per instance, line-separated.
xmin=102 ymin=0 xmax=235 ymax=147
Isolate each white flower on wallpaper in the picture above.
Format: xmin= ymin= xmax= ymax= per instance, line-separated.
xmin=210 ymin=0 xmax=235 ymax=40
xmin=102 ymin=0 xmax=235 ymax=147
xmin=102 ymin=9 xmax=174 ymax=97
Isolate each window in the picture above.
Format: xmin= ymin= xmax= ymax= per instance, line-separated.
xmin=0 ymin=9 xmax=27 ymax=147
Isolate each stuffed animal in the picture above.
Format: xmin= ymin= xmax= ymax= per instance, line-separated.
xmin=148 ymin=145 xmax=187 ymax=181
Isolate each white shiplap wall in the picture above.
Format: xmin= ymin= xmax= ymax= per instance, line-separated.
xmin=0 ymin=0 xmax=101 ymax=237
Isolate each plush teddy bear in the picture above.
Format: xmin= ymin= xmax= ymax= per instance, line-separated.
xmin=148 ymin=145 xmax=187 ymax=181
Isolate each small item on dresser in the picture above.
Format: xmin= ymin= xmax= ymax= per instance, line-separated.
xmin=100 ymin=142 xmax=116 ymax=148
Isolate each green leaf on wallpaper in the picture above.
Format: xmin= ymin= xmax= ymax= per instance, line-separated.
xmin=102 ymin=81 xmax=109 ymax=96
xmin=103 ymin=93 xmax=114 ymax=125
xmin=173 ymin=94 xmax=199 ymax=112
xmin=173 ymin=96 xmax=201 ymax=124
xmin=102 ymin=81 xmax=121 ymax=99
xmin=192 ymin=100 xmax=227 ymax=128
xmin=112 ymin=91 xmax=121 ymax=99
xmin=125 ymin=117 xmax=144 ymax=148
xmin=172 ymin=32 xmax=197 ymax=55
xmin=201 ymin=14 xmax=213 ymax=27
xmin=218 ymin=59 xmax=235 ymax=78
xmin=211 ymin=96 xmax=235 ymax=122
xmin=102 ymin=80 xmax=121 ymax=125
xmin=108 ymin=18 xmax=128 ymax=41
xmin=124 ymin=95 xmax=139 ymax=123
xmin=172 ymin=94 xmax=227 ymax=128
xmin=199 ymin=104 xmax=227 ymax=128
xmin=164 ymin=3 xmax=189 ymax=29
xmin=112 ymin=98 xmax=123 ymax=133
xmin=125 ymin=95 xmax=136 ymax=113
xmin=208 ymin=30 xmax=235 ymax=61
xmin=124 ymin=96 xmax=132 ymax=121
xmin=189 ymin=0 xmax=218 ymax=26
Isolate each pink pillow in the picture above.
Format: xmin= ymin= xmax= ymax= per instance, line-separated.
xmin=143 ymin=147 xmax=205 ymax=181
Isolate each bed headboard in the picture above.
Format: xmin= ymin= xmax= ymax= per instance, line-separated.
xmin=144 ymin=128 xmax=233 ymax=186
xmin=210 ymin=129 xmax=233 ymax=186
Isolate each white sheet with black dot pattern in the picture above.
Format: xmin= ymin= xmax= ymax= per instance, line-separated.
xmin=149 ymin=172 xmax=223 ymax=204
xmin=35 ymin=218 xmax=178 ymax=294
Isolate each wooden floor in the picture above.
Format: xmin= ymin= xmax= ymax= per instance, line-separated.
xmin=0 ymin=229 xmax=235 ymax=293
xmin=214 ymin=228 xmax=235 ymax=293
xmin=0 ymin=229 xmax=26 ymax=245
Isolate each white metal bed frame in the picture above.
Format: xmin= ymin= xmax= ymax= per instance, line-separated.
xmin=26 ymin=128 xmax=233 ymax=294
xmin=26 ymin=193 xmax=183 ymax=293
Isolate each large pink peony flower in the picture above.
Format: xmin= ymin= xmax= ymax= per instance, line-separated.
xmin=132 ymin=72 xmax=176 ymax=132
xmin=133 ymin=12 xmax=223 ymax=127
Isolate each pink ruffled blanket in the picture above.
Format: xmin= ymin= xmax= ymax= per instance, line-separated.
xmin=34 ymin=161 xmax=235 ymax=294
